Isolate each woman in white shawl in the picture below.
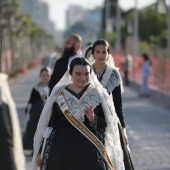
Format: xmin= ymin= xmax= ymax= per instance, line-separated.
xmin=0 ymin=73 xmax=25 ymax=170
xmin=91 ymin=39 xmax=134 ymax=170
xmin=32 ymin=57 xmax=125 ymax=170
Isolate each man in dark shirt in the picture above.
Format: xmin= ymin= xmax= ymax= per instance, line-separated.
xmin=48 ymin=34 xmax=82 ymax=93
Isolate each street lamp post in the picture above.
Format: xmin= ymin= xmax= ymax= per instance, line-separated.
xmin=115 ymin=0 xmax=121 ymax=53
xmin=105 ymin=0 xmax=112 ymax=34
xmin=133 ymin=0 xmax=139 ymax=56
xmin=167 ymin=0 xmax=170 ymax=58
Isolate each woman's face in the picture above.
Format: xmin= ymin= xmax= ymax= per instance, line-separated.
xmin=40 ymin=71 xmax=50 ymax=85
xmin=71 ymin=65 xmax=90 ymax=89
xmin=93 ymin=45 xmax=108 ymax=64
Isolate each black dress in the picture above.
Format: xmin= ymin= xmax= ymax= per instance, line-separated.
xmin=0 ymin=102 xmax=17 ymax=170
xmin=23 ymin=85 xmax=46 ymax=150
xmin=93 ymin=65 xmax=134 ymax=170
xmin=40 ymin=85 xmax=109 ymax=170
xmin=0 ymin=74 xmax=25 ymax=170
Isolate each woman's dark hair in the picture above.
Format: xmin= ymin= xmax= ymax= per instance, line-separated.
xmin=92 ymin=39 xmax=110 ymax=55
xmin=85 ymin=46 xmax=93 ymax=58
xmin=69 ymin=57 xmax=91 ymax=75
xmin=39 ymin=67 xmax=50 ymax=76
xmin=142 ymin=53 xmax=151 ymax=66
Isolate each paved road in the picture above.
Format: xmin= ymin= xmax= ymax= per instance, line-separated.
xmin=123 ymin=87 xmax=170 ymax=170
xmin=9 ymin=66 xmax=170 ymax=170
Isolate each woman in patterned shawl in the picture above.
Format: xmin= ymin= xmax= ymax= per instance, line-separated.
xmin=91 ymin=39 xmax=134 ymax=170
xmin=23 ymin=67 xmax=51 ymax=152
xmin=32 ymin=57 xmax=124 ymax=170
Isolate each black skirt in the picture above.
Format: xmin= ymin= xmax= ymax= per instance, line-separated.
xmin=118 ymin=123 xmax=134 ymax=170
xmin=41 ymin=127 xmax=104 ymax=170
xmin=23 ymin=100 xmax=43 ymax=150
xmin=0 ymin=103 xmax=17 ymax=170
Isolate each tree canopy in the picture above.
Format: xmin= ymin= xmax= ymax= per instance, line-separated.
xmin=121 ymin=6 xmax=168 ymax=48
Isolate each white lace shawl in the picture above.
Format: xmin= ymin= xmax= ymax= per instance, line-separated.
xmin=32 ymin=71 xmax=125 ymax=170
xmin=0 ymin=73 xmax=25 ymax=170
xmin=92 ymin=65 xmax=124 ymax=94
xmin=63 ymin=87 xmax=100 ymax=122
xmin=33 ymin=82 xmax=49 ymax=102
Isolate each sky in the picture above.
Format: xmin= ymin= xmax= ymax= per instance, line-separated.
xmin=40 ymin=0 xmax=166 ymax=31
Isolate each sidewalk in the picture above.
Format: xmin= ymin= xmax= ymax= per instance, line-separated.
xmin=122 ymin=86 xmax=170 ymax=170
xmin=128 ymin=79 xmax=170 ymax=110
xmin=8 ymin=58 xmax=41 ymax=84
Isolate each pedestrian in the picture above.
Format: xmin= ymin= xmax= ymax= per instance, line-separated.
xmin=41 ymin=50 xmax=51 ymax=68
xmin=84 ymin=45 xmax=93 ymax=59
xmin=0 ymin=73 xmax=25 ymax=170
xmin=139 ymin=53 xmax=152 ymax=97
xmin=32 ymin=57 xmax=124 ymax=170
xmin=121 ymin=53 xmax=133 ymax=86
xmin=83 ymin=45 xmax=96 ymax=64
xmin=91 ymin=39 xmax=134 ymax=170
xmin=48 ymin=34 xmax=83 ymax=93
xmin=23 ymin=67 xmax=51 ymax=154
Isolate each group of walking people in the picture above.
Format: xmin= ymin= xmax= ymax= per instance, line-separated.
xmin=22 ymin=34 xmax=135 ymax=170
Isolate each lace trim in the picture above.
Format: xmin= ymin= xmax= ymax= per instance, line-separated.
xmin=96 ymin=130 xmax=108 ymax=170
xmin=41 ymin=130 xmax=56 ymax=169
xmin=99 ymin=66 xmax=113 ymax=88
xmin=92 ymin=65 xmax=120 ymax=93
xmin=33 ymin=82 xmax=48 ymax=102
xmin=63 ymin=85 xmax=100 ymax=122
xmin=105 ymin=69 xmax=120 ymax=93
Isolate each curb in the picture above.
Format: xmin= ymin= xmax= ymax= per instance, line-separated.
xmin=128 ymin=80 xmax=170 ymax=110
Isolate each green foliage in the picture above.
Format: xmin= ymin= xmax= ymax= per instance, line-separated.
xmin=121 ymin=6 xmax=168 ymax=48
xmin=149 ymin=30 xmax=168 ymax=47
xmin=138 ymin=41 xmax=151 ymax=53
xmin=139 ymin=7 xmax=167 ymax=46
xmin=106 ymin=32 xmax=116 ymax=47
xmin=0 ymin=0 xmax=53 ymax=42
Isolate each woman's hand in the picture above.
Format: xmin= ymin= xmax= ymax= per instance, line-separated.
xmin=85 ymin=104 xmax=94 ymax=124
xmin=36 ymin=154 xmax=41 ymax=167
